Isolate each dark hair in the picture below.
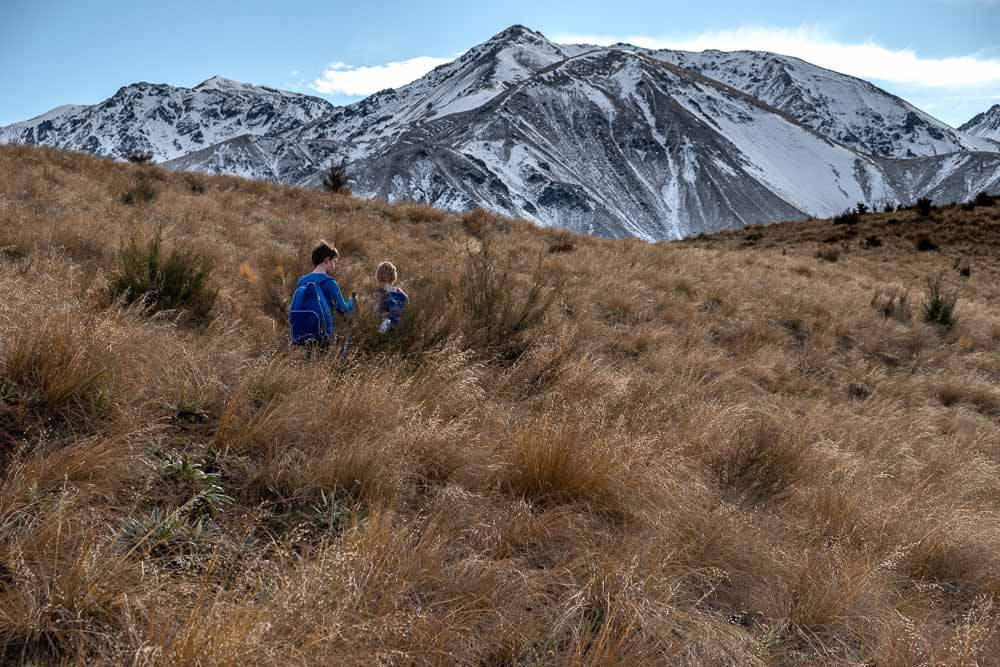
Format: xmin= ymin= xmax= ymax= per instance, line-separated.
xmin=311 ymin=240 xmax=339 ymax=267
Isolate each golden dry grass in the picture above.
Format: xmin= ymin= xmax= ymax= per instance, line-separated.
xmin=2 ymin=144 xmax=1000 ymax=664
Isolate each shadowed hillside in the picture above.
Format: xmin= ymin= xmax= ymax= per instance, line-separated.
xmin=2 ymin=145 xmax=1000 ymax=665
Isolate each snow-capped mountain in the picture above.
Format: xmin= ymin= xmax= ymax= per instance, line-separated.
xmin=960 ymin=105 xmax=1000 ymax=143
xmin=0 ymin=76 xmax=333 ymax=162
xmin=4 ymin=25 xmax=999 ymax=240
xmin=631 ymin=49 xmax=999 ymax=158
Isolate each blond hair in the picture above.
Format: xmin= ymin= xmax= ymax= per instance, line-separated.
xmin=375 ymin=261 xmax=398 ymax=284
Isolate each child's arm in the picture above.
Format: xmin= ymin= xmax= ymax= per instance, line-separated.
xmin=323 ymin=278 xmax=355 ymax=315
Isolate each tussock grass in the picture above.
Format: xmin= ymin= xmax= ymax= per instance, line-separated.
xmin=3 ymin=144 xmax=1000 ymax=665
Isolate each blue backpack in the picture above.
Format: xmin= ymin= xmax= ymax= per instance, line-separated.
xmin=289 ymin=277 xmax=334 ymax=345
xmin=377 ymin=288 xmax=409 ymax=333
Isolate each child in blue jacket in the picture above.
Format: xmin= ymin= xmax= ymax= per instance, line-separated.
xmin=288 ymin=240 xmax=356 ymax=348
xmin=374 ymin=261 xmax=408 ymax=333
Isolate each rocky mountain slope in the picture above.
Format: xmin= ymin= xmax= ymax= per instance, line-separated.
xmin=0 ymin=76 xmax=333 ymax=162
xmin=961 ymin=104 xmax=1000 ymax=143
xmin=634 ymin=48 xmax=999 ymax=158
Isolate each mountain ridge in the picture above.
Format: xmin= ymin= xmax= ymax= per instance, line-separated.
xmin=3 ymin=25 xmax=999 ymax=239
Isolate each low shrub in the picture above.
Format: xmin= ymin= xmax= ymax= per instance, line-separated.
xmin=832 ymin=210 xmax=859 ymax=226
xmin=119 ymin=172 xmax=158 ymax=205
xmin=974 ymin=191 xmax=996 ymax=207
xmin=107 ymin=229 xmax=217 ymax=324
xmin=915 ymin=235 xmax=938 ymax=252
xmin=320 ymin=162 xmax=350 ymax=195
xmin=915 ymin=197 xmax=933 ymax=217
xmin=921 ymin=274 xmax=958 ymax=328
xmin=706 ymin=415 xmax=806 ymax=505
xmin=548 ymin=231 xmax=576 ymax=253
xmin=0 ymin=315 xmax=114 ymax=422
xmin=460 ymin=236 xmax=559 ymax=359
xmin=816 ymin=248 xmax=840 ymax=262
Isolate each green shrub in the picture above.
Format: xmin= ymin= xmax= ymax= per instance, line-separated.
xmin=921 ymin=274 xmax=958 ymax=328
xmin=107 ymin=229 xmax=217 ymax=324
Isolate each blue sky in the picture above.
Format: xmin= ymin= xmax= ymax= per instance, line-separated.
xmin=2 ymin=0 xmax=998 ymax=127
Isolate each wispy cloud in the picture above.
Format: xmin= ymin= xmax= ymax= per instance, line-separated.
xmin=312 ymin=56 xmax=453 ymax=96
xmin=552 ymin=25 xmax=1000 ymax=89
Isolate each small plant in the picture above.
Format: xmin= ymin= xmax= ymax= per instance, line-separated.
xmin=160 ymin=455 xmax=232 ymax=517
xmin=871 ymin=287 xmax=912 ymax=322
xmin=184 ymin=174 xmax=207 ymax=194
xmin=321 ymin=162 xmax=350 ymax=195
xmin=120 ymin=172 xmax=158 ymax=205
xmin=854 ymin=202 xmax=869 ymax=215
xmin=548 ymin=231 xmax=576 ymax=253
xmin=862 ymin=235 xmax=882 ymax=249
xmin=882 ymin=202 xmax=896 ymax=213
xmin=708 ymin=417 xmax=805 ymax=505
xmin=915 ymin=235 xmax=938 ymax=252
xmin=107 ymin=228 xmax=217 ymax=323
xmin=921 ymin=274 xmax=958 ymax=328
xmin=915 ymin=197 xmax=933 ymax=217
xmin=815 ymin=247 xmax=840 ymax=262
xmin=119 ymin=508 xmax=214 ymax=560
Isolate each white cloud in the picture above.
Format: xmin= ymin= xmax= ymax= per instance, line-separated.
xmin=312 ymin=56 xmax=453 ymax=96
xmin=551 ymin=25 xmax=1000 ymax=89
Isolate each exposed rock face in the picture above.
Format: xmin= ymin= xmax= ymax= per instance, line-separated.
xmin=4 ymin=26 xmax=999 ymax=240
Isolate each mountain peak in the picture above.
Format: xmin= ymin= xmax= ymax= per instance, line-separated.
xmin=195 ymin=76 xmax=247 ymax=90
xmin=486 ymin=24 xmax=551 ymax=47
xmin=960 ymin=103 xmax=1000 ymax=141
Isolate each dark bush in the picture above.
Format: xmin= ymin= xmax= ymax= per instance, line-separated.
xmin=863 ymin=235 xmax=882 ymax=249
xmin=815 ymin=248 xmax=840 ymax=262
xmin=882 ymin=202 xmax=896 ymax=213
xmin=960 ymin=201 xmax=976 ymax=212
xmin=974 ymin=191 xmax=996 ymax=207
xmin=921 ymin=274 xmax=958 ymax=329
xmin=915 ymin=235 xmax=938 ymax=252
xmin=915 ymin=197 xmax=933 ymax=217
xmin=855 ymin=202 xmax=869 ymax=215
xmin=832 ymin=210 xmax=859 ymax=226
xmin=108 ymin=229 xmax=217 ymax=324
xmin=548 ymin=231 xmax=576 ymax=253
xmin=185 ymin=174 xmax=207 ymax=194
xmin=321 ymin=162 xmax=350 ymax=195
xmin=127 ymin=152 xmax=154 ymax=165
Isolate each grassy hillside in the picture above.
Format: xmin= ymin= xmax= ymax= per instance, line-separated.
xmin=2 ymin=144 xmax=1000 ymax=665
